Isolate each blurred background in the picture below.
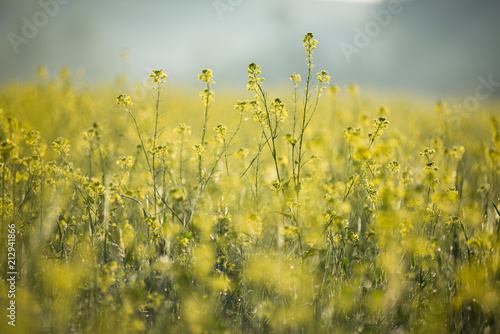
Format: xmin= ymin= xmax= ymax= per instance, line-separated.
xmin=1 ymin=0 xmax=499 ymax=99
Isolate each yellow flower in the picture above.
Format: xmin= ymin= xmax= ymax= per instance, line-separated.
xmin=149 ymin=69 xmax=167 ymax=84
xmin=290 ymin=72 xmax=301 ymax=88
xmin=344 ymin=127 xmax=361 ymax=143
xmin=214 ymin=123 xmax=228 ymax=141
xmin=174 ymin=123 xmax=191 ymax=136
xmin=198 ymin=69 xmax=214 ymax=84
xmin=317 ymin=70 xmax=330 ymax=84
xmin=247 ymin=63 xmax=264 ymax=92
xmin=303 ymin=32 xmax=318 ymax=64
xmin=199 ymin=70 xmax=215 ymax=107
xmin=116 ymin=94 xmax=132 ymax=108
xmin=235 ymin=148 xmax=249 ymax=158
xmin=191 ymin=144 xmax=205 ymax=156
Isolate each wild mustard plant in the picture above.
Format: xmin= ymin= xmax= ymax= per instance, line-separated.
xmin=196 ymin=69 xmax=214 ymax=184
xmin=293 ymin=33 xmax=329 ymax=197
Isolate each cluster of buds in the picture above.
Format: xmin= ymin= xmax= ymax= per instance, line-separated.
xmin=149 ymin=69 xmax=167 ymax=84
xmin=199 ymin=69 xmax=214 ymax=108
xmin=247 ymin=62 xmax=264 ymax=93
xmin=303 ymin=32 xmax=318 ymax=66
xmin=116 ymin=94 xmax=132 ymax=108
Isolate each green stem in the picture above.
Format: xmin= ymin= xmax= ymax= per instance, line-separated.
xmin=291 ymin=83 xmax=299 ymax=196
xmin=296 ymin=59 xmax=313 ymax=195
xmin=152 ymin=83 xmax=161 ymax=217
xmin=257 ymin=84 xmax=282 ymax=189
xmin=179 ymin=133 xmax=184 ymax=190
xmin=198 ymin=81 xmax=210 ymax=185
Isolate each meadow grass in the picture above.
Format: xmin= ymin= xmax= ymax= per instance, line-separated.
xmin=0 ymin=33 xmax=500 ymax=333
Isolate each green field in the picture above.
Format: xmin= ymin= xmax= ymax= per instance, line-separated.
xmin=1 ymin=34 xmax=500 ymax=333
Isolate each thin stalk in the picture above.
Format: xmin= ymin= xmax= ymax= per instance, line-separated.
xmin=179 ymin=133 xmax=184 ymax=190
xmin=296 ymin=58 xmax=313 ymax=195
xmin=127 ymin=108 xmax=152 ymax=174
xmin=198 ymin=81 xmax=210 ymax=185
xmin=291 ymin=82 xmax=299 ymax=194
xmin=103 ymin=175 xmax=109 ymax=264
xmin=223 ymin=138 xmax=229 ymax=174
xmin=152 ymin=84 xmax=161 ymax=217
xmin=254 ymin=132 xmax=265 ymax=212
xmin=239 ymin=135 xmax=270 ymax=179
xmin=257 ymin=84 xmax=282 ymax=188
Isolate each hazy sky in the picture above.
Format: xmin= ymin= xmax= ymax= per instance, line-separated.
xmin=1 ymin=0 xmax=499 ymax=98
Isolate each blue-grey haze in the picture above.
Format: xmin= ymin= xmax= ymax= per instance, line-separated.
xmin=1 ymin=0 xmax=499 ymax=99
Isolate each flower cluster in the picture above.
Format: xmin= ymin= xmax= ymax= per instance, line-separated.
xmin=247 ymin=62 xmax=264 ymax=93
xmin=368 ymin=116 xmax=389 ymax=145
xmin=149 ymin=69 xmax=167 ymax=84
xmin=198 ymin=69 xmax=214 ymax=84
xmin=290 ymin=72 xmax=301 ymax=88
xmin=214 ymin=123 xmax=228 ymax=143
xmin=191 ymin=143 xmax=205 ymax=156
xmin=174 ymin=123 xmax=192 ymax=136
xmin=116 ymin=94 xmax=132 ymax=108
xmin=270 ymin=98 xmax=288 ymax=123
xmin=199 ymin=69 xmax=214 ymax=108
xmin=303 ymin=32 xmax=318 ymax=66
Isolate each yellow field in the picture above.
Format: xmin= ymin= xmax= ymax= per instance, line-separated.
xmin=1 ymin=34 xmax=499 ymax=333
